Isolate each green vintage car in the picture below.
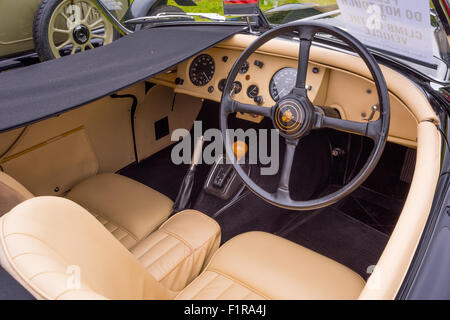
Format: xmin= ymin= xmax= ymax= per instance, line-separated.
xmin=0 ymin=0 xmax=192 ymax=61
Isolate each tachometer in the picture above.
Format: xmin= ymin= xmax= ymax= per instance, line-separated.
xmin=189 ymin=54 xmax=215 ymax=87
xmin=269 ymin=68 xmax=297 ymax=101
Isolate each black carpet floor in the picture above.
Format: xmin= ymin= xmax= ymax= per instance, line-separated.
xmin=278 ymin=207 xmax=389 ymax=279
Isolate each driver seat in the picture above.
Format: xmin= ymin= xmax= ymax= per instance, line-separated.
xmin=0 ymin=197 xmax=365 ymax=300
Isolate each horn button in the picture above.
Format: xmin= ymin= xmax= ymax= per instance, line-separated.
xmin=273 ymin=95 xmax=314 ymax=139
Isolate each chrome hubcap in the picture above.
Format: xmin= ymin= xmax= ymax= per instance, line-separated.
xmin=72 ymin=24 xmax=90 ymax=45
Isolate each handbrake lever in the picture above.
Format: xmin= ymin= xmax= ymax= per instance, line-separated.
xmin=172 ymin=136 xmax=204 ymax=213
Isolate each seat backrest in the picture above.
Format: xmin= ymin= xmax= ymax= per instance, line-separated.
xmin=0 ymin=196 xmax=172 ymax=300
xmin=0 ymin=171 xmax=34 ymax=217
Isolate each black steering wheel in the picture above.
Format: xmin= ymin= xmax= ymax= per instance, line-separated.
xmin=220 ymin=21 xmax=390 ymax=211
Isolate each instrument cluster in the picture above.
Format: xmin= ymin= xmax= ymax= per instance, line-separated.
xmin=188 ymin=53 xmax=299 ymax=106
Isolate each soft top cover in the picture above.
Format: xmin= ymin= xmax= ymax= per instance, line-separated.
xmin=0 ymin=25 xmax=244 ymax=132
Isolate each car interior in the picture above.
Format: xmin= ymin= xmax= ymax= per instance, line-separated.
xmin=0 ymin=32 xmax=442 ymax=300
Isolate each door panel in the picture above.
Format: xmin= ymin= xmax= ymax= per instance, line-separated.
xmin=1 ymin=127 xmax=99 ymax=196
xmin=0 ymin=82 xmax=203 ymax=195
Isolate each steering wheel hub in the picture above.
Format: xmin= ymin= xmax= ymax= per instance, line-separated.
xmin=274 ymin=96 xmax=314 ymax=139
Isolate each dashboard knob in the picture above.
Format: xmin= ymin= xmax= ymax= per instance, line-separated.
xmin=254 ymin=95 xmax=264 ymax=105
xmin=254 ymin=60 xmax=264 ymax=69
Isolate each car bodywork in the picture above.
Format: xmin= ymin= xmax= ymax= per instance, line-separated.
xmin=0 ymin=0 xmax=42 ymax=58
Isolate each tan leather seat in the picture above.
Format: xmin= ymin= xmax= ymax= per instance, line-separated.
xmin=0 ymin=197 xmax=173 ymax=300
xmin=131 ymin=210 xmax=220 ymax=292
xmin=65 ymin=173 xmax=174 ymax=250
xmin=0 ymin=197 xmax=365 ymax=300
xmin=177 ymin=232 xmax=365 ymax=300
xmin=0 ymin=172 xmax=220 ymax=292
xmin=1 ymin=171 xmax=175 ymax=250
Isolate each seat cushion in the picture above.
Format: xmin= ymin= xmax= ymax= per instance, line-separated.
xmin=66 ymin=173 xmax=173 ymax=249
xmin=0 ymin=197 xmax=172 ymax=300
xmin=131 ymin=210 xmax=221 ymax=292
xmin=177 ymin=231 xmax=365 ymax=300
xmin=176 ymin=270 xmax=266 ymax=300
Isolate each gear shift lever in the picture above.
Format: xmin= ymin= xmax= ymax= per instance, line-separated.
xmin=173 ymin=136 xmax=204 ymax=213
xmin=203 ymin=140 xmax=249 ymax=200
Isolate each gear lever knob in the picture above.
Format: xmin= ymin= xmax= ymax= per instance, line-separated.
xmin=233 ymin=141 xmax=248 ymax=161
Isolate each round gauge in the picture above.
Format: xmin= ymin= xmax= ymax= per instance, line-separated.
xmin=232 ymin=81 xmax=242 ymax=94
xmin=218 ymin=78 xmax=227 ymax=92
xmin=247 ymin=85 xmax=259 ymax=99
xmin=189 ymin=54 xmax=215 ymax=87
xmin=269 ymin=67 xmax=298 ymax=101
xmin=239 ymin=61 xmax=250 ymax=74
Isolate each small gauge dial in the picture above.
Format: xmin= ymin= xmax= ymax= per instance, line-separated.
xmin=239 ymin=61 xmax=250 ymax=74
xmin=247 ymin=85 xmax=259 ymax=99
xmin=269 ymin=67 xmax=298 ymax=101
xmin=232 ymin=81 xmax=242 ymax=94
xmin=219 ymin=79 xmax=242 ymax=94
xmin=189 ymin=54 xmax=215 ymax=87
xmin=218 ymin=78 xmax=227 ymax=92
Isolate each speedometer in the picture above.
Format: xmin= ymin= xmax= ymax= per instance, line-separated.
xmin=269 ymin=68 xmax=297 ymax=101
xmin=189 ymin=54 xmax=215 ymax=87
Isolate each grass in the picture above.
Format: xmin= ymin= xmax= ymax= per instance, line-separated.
xmin=167 ymin=0 xmax=337 ymax=15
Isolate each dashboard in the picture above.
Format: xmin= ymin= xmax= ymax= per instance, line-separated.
xmin=178 ymin=47 xmax=329 ymax=115
xmin=187 ymin=52 xmax=300 ymax=103
xmin=150 ymin=39 xmax=420 ymax=148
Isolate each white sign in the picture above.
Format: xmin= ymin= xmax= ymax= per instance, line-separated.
xmin=336 ymin=0 xmax=434 ymax=64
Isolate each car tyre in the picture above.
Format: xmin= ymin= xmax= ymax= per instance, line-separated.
xmin=33 ymin=0 xmax=116 ymax=61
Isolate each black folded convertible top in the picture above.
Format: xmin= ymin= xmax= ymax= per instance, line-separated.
xmin=0 ymin=25 xmax=244 ymax=132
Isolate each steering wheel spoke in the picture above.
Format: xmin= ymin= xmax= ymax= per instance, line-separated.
xmin=314 ymin=111 xmax=382 ymax=140
xmin=275 ymin=139 xmax=298 ymax=200
xmin=223 ymin=94 xmax=273 ymax=118
xmin=294 ymin=28 xmax=315 ymax=95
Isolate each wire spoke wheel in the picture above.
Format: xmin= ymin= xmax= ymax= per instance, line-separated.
xmin=38 ymin=0 xmax=114 ymax=59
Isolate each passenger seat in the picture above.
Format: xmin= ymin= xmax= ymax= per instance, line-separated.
xmin=0 ymin=171 xmax=220 ymax=292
